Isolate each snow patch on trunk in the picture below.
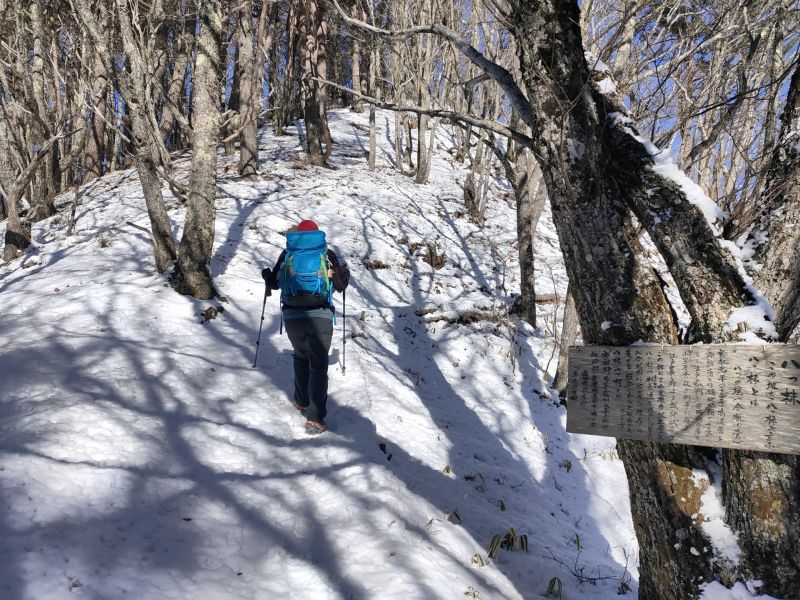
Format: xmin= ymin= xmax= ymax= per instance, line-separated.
xmin=691 ymin=468 xmax=741 ymax=567
xmin=610 ymin=111 xmax=778 ymax=339
xmin=700 ymin=580 xmax=779 ymax=599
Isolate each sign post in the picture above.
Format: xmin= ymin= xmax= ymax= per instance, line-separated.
xmin=566 ymin=345 xmax=800 ymax=454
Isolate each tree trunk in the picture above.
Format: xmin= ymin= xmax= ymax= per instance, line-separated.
xmin=507 ymin=3 xmax=718 ymax=598
xmin=394 ymin=111 xmax=404 ymax=173
xmin=298 ymin=0 xmax=331 ymax=166
xmin=505 ymin=1 xmax=800 ymax=596
xmin=71 ymin=0 xmax=178 ymax=270
xmin=722 ymin=450 xmax=800 ymax=597
xmin=84 ymin=36 xmax=109 ymax=182
xmin=720 ymin=64 xmax=800 ymax=598
xmin=367 ymin=4 xmax=380 ymax=171
xmin=237 ymin=0 xmax=259 ymax=179
xmin=299 ymin=2 xmax=323 ymax=163
xmin=82 ymin=4 xmax=110 ymax=182
xmin=750 ymin=64 xmax=800 ymax=340
xmin=350 ymin=7 xmax=363 ymax=113
xmin=413 ymin=19 xmax=433 ymax=184
xmin=314 ymin=0 xmax=332 ymax=155
xmin=513 ymin=152 xmax=545 ymax=326
xmin=405 ymin=118 xmax=414 ymax=168
xmin=266 ymin=0 xmax=280 ymax=120
xmin=160 ymin=26 xmax=191 ymax=150
xmin=0 ymin=117 xmax=29 ymax=261
xmin=224 ymin=29 xmax=240 ymax=157
xmin=119 ymin=0 xmax=178 ymax=271
xmin=132 ymin=116 xmax=177 ymax=274
xmin=1 ymin=195 xmax=29 ymax=262
xmin=415 ymin=112 xmax=431 ymax=184
xmin=553 ymin=283 xmax=579 ymax=397
xmin=28 ymin=0 xmax=56 ymax=221
xmin=174 ymin=0 xmax=223 ymax=299
xmin=275 ymin=1 xmax=298 ymax=135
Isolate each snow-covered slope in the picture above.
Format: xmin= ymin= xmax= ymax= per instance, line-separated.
xmin=0 ymin=109 xmax=636 ymax=599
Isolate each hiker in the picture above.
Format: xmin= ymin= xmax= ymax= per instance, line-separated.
xmin=261 ymin=220 xmax=350 ymax=434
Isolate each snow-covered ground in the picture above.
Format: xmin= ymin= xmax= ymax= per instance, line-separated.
xmin=0 ymin=109 xmax=749 ymax=599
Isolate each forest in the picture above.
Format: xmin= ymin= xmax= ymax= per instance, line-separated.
xmin=1 ymin=0 xmax=799 ymax=598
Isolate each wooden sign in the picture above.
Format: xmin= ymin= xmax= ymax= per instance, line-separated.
xmin=566 ymin=345 xmax=800 ymax=454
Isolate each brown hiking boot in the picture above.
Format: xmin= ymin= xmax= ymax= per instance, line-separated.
xmin=305 ymin=420 xmax=328 ymax=435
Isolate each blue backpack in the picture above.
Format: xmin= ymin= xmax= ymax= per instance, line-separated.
xmin=279 ymin=230 xmax=333 ymax=308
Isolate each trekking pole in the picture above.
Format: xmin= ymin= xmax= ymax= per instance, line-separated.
xmin=253 ymin=278 xmax=271 ymax=368
xmin=341 ymin=287 xmax=347 ymax=375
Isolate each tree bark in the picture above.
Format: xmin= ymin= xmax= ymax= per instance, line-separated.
xmin=602 ymin=101 xmax=759 ymax=343
xmin=513 ymin=153 xmax=545 ymax=326
xmin=0 ymin=109 xmax=63 ymax=261
xmin=174 ymin=0 xmax=223 ymax=299
xmin=394 ymin=111 xmax=404 ymax=173
xmin=275 ymin=1 xmax=299 ymax=135
xmin=750 ymin=64 xmax=800 ymax=340
xmin=28 ymin=0 xmax=57 ymax=221
xmin=0 ymin=116 xmax=29 ymax=261
xmin=313 ymin=0 xmax=332 ymax=151
xmin=350 ymin=7 xmax=363 ymax=113
xmin=159 ymin=25 xmax=191 ymax=150
xmin=298 ymin=0 xmax=331 ymax=166
xmin=367 ymin=2 xmax=380 ymax=171
xmin=236 ymin=0 xmax=259 ymax=178
xmin=506 ymin=3 xmax=718 ymax=597
xmin=553 ymin=283 xmax=579 ymax=397
xmin=720 ymin=63 xmax=800 ymax=599
xmin=224 ymin=26 xmax=240 ymax=157
xmin=132 ymin=116 xmax=178 ymax=273
xmin=415 ymin=112 xmax=431 ymax=183
xmin=83 ymin=18 xmax=110 ymax=182
xmin=265 ymin=0 xmax=281 ymax=120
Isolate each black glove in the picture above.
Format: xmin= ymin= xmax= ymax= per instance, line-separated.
xmin=261 ymin=267 xmax=271 ymax=282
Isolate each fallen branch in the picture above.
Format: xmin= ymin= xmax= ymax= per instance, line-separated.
xmin=420 ymin=308 xmax=503 ymax=326
xmin=125 ymin=220 xmax=154 ymax=242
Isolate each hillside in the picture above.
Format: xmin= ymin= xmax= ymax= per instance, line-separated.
xmin=0 ymin=109 xmax=645 ymax=599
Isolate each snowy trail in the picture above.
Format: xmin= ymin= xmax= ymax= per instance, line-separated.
xmin=0 ymin=110 xmax=637 ymax=599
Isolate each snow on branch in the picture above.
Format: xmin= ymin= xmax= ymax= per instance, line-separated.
xmin=587 ymin=66 xmax=777 ymax=341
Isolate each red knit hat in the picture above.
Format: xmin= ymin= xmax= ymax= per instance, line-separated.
xmin=297 ymin=219 xmax=319 ymax=231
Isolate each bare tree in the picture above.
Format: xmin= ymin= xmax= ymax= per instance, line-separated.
xmin=82 ymin=4 xmax=112 ymax=182
xmin=69 ymin=0 xmax=179 ymax=274
xmin=235 ymin=0 xmax=278 ymax=177
xmin=298 ymin=0 xmax=332 ymax=165
xmin=173 ymin=0 xmax=225 ymax=299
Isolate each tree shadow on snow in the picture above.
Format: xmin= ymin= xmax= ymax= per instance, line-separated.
xmin=0 ymin=114 xmax=635 ymax=599
xmin=334 ymin=195 xmax=637 ymax=596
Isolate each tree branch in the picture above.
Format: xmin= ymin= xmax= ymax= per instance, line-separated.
xmin=220 ymin=107 xmax=274 ymax=144
xmin=11 ymin=127 xmax=79 ymax=204
xmin=329 ymin=0 xmax=536 ymax=129
xmin=314 ymin=77 xmax=534 ymax=149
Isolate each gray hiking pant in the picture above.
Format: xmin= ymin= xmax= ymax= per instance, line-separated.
xmin=284 ymin=317 xmax=333 ymax=422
